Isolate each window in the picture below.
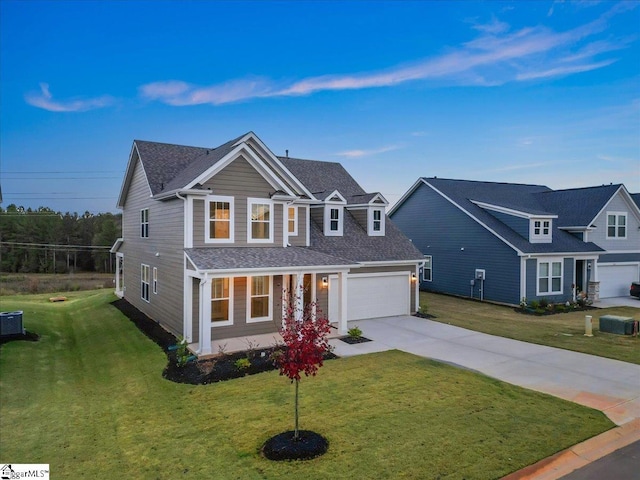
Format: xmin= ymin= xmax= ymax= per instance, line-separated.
xmin=534 ymin=220 xmax=550 ymax=236
xmin=530 ymin=218 xmax=552 ymax=243
xmin=607 ymin=212 xmax=627 ymax=239
xmin=248 ymin=276 xmax=272 ymax=322
xmin=288 ymin=206 xmax=297 ymax=235
xmin=330 ymin=208 xmax=340 ymax=231
xmin=368 ymin=208 xmax=385 ymax=236
xmin=140 ymin=209 xmax=149 ymax=238
xmin=211 ymin=278 xmax=232 ymax=326
xmin=152 ymin=267 xmax=158 ymax=294
xmin=422 ymin=255 xmax=432 ymax=282
xmin=141 ymin=264 xmax=150 ymax=302
xmin=248 ymin=199 xmax=273 ymax=242
xmin=538 ymin=260 xmax=562 ymax=295
xmin=205 ymin=196 xmax=234 ymax=243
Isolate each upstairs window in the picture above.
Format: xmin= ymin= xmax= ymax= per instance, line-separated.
xmin=206 ymin=196 xmax=234 ymax=243
xmin=153 ymin=267 xmax=158 ymax=294
xmin=422 ymin=256 xmax=432 ymax=282
xmin=368 ymin=208 xmax=385 ymax=236
xmin=330 ymin=208 xmax=340 ymax=231
xmin=537 ymin=260 xmax=562 ymax=295
xmin=248 ymin=199 xmax=273 ymax=242
xmin=288 ymin=206 xmax=297 ymax=235
xmin=140 ymin=209 xmax=149 ymax=238
xmin=530 ymin=218 xmax=552 ymax=243
xmin=141 ymin=264 xmax=150 ymax=302
xmin=324 ymin=206 xmax=343 ymax=236
xmin=607 ymin=212 xmax=627 ymax=239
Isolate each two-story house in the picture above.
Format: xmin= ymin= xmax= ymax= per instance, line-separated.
xmin=389 ymin=178 xmax=640 ymax=305
xmin=112 ymin=132 xmax=423 ymax=356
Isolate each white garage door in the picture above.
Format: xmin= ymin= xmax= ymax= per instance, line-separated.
xmin=329 ymin=273 xmax=411 ymax=321
xmin=598 ymin=264 xmax=639 ymax=298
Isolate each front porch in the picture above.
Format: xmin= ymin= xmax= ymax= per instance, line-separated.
xmin=189 ymin=322 xmax=346 ymax=357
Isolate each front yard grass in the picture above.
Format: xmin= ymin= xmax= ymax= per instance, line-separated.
xmin=421 ymin=291 xmax=640 ymax=365
xmin=0 ymin=290 xmax=614 ymax=479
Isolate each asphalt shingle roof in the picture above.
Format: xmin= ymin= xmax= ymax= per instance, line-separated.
xmin=423 ymin=178 xmax=604 ymax=255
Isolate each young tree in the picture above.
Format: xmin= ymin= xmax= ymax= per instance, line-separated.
xmin=276 ymin=295 xmax=331 ymax=441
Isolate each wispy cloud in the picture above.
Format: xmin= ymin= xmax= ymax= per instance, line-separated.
xmin=25 ymin=83 xmax=114 ymax=112
xmin=139 ymin=2 xmax=636 ymax=107
xmin=335 ymin=145 xmax=401 ymax=158
xmin=487 ymin=161 xmax=556 ymax=173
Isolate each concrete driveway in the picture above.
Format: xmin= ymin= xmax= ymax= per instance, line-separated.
xmin=594 ymin=296 xmax=640 ymax=308
xmin=330 ymin=315 xmax=640 ymax=426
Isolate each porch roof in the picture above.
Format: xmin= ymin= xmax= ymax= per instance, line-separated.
xmin=185 ymin=246 xmax=356 ymax=271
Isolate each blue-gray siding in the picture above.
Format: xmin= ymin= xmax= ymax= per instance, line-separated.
xmin=391 ymin=183 xmax=521 ymax=304
xmin=525 ymin=258 xmax=574 ymax=303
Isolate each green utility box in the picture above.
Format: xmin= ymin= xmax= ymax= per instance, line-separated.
xmin=599 ymin=315 xmax=636 ymax=335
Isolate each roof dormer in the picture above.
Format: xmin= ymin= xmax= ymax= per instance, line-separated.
xmin=529 ymin=217 xmax=553 ymax=243
xmin=346 ymin=193 xmax=389 ymax=236
xmin=324 ymin=190 xmax=346 ymax=236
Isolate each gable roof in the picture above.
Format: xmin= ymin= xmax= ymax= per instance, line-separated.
xmin=402 ymin=178 xmax=603 ymax=256
xmin=632 ymin=193 xmax=640 ymax=210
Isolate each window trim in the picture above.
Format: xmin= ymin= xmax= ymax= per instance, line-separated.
xmin=205 ymin=195 xmax=234 ymax=243
xmin=536 ymin=258 xmax=563 ymax=296
xmin=246 ymin=275 xmax=273 ymax=323
xmin=141 ymin=264 xmax=150 ymax=302
xmin=530 ymin=218 xmax=552 ymax=243
xmin=368 ymin=207 xmax=385 ymax=236
xmin=422 ymin=255 xmax=432 ymax=282
xmin=287 ymin=206 xmax=298 ymax=236
xmin=324 ymin=205 xmax=343 ymax=236
xmin=606 ymin=211 xmax=627 ymax=239
xmin=211 ymin=277 xmax=233 ymax=327
xmin=152 ymin=267 xmax=158 ymax=295
xmin=140 ymin=208 xmax=149 ymax=238
xmin=247 ymin=198 xmax=274 ymax=243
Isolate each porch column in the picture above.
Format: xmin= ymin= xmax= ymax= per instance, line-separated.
xmin=338 ymin=271 xmax=348 ymax=334
xmin=588 ymin=258 xmax=600 ymax=303
xmin=114 ymin=254 xmax=123 ymax=297
xmin=198 ymin=276 xmax=212 ymax=355
xmin=295 ymin=273 xmax=304 ymax=321
xmin=184 ymin=272 xmax=192 ymax=343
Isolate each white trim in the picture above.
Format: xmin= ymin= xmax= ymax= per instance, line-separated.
xmin=246 ymin=275 xmax=273 ymax=323
xmin=606 ymin=211 xmax=628 ymax=239
xmin=115 ymin=252 xmax=124 ymax=298
xmin=110 ymin=237 xmax=124 ymax=254
xmin=152 ymin=267 xmax=158 ymax=294
xmin=287 ymin=205 xmax=298 ymax=236
xmin=529 ymin=218 xmax=552 ymax=243
xmin=117 ymin=143 xmax=152 ymax=208
xmin=210 ymin=277 xmax=233 ymax=327
xmin=518 ymin=251 xmax=603 ymax=257
xmin=184 ymin=195 xmax=193 ymax=248
xmin=357 ymin=259 xmax=423 ymax=266
xmin=141 ymin=263 xmax=150 ymax=302
xmin=247 ymin=198 xmax=274 ymax=243
xmin=536 ymin=258 xmax=563 ymax=296
xmin=422 ymin=255 xmax=432 ymax=282
xmin=588 ymin=185 xmax=640 ymax=227
xmin=205 ymin=195 xmax=234 ymax=243
xmin=324 ymin=205 xmax=344 ymax=236
xmin=520 ymin=256 xmax=527 ymax=302
xmin=368 ymin=208 xmax=385 ymax=236
xmin=305 ymin=206 xmax=310 ymax=246
xmin=184 ymin=265 xmax=192 ymax=342
xmin=598 ymin=250 xmax=640 ymax=255
xmin=472 ymin=200 xmax=557 ymax=220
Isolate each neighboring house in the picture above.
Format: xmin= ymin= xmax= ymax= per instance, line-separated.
xmin=112 ymin=132 xmax=423 ymax=356
xmin=389 ymin=178 xmax=640 ymax=305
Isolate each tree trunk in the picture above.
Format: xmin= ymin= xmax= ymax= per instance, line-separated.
xmin=294 ymin=378 xmax=299 ymax=441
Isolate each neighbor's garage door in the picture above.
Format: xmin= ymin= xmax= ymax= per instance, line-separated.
xmin=330 ymin=273 xmax=411 ymax=321
xmin=598 ymin=264 xmax=639 ymax=298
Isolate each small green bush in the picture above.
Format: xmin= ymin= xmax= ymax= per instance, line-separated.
xmin=539 ymin=298 xmax=549 ymax=309
xmin=234 ymin=358 xmax=251 ymax=371
xmin=348 ymin=326 xmax=362 ymax=338
xmin=529 ymin=300 xmax=540 ymax=310
xmin=175 ymin=336 xmax=192 ymax=368
xmin=535 ymin=308 xmax=546 ymax=315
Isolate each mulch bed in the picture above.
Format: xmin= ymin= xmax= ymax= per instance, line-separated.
xmin=262 ymin=430 xmax=328 ymax=461
xmin=414 ymin=312 xmax=437 ymax=319
xmin=0 ymin=331 xmax=40 ymax=346
xmin=339 ymin=336 xmax=372 ymax=344
xmin=515 ymin=305 xmax=597 ymax=316
xmin=111 ymin=298 xmax=337 ymax=385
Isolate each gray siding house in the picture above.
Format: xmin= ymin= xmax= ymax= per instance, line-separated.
xmin=112 ymin=132 xmax=423 ymax=356
xmin=390 ymin=178 xmax=640 ymax=305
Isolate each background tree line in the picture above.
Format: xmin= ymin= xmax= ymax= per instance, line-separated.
xmin=0 ymin=204 xmax=122 ymax=273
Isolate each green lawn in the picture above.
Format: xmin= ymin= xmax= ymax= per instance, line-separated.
xmin=1 ymin=290 xmax=614 ymax=479
xmin=421 ymin=291 xmax=640 ymax=365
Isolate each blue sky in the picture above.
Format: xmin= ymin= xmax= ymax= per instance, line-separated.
xmin=1 ymin=0 xmax=638 ymax=213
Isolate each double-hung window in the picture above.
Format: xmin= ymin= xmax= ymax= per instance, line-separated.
xmin=537 ymin=260 xmax=562 ymax=295
xmin=248 ymin=276 xmax=272 ymax=322
xmin=152 ymin=267 xmax=158 ymax=294
xmin=211 ymin=278 xmax=232 ymax=326
xmin=248 ymin=199 xmax=273 ymax=242
xmin=206 ymin=196 xmax=234 ymax=243
xmin=288 ymin=206 xmax=297 ymax=235
xmin=141 ymin=264 xmax=150 ymax=302
xmin=140 ymin=209 xmax=149 ymax=238
xmin=330 ymin=208 xmax=340 ymax=232
xmin=607 ymin=212 xmax=627 ymax=239
xmin=422 ymin=255 xmax=432 ymax=282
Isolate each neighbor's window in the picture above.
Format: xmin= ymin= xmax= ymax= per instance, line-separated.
xmin=153 ymin=267 xmax=158 ymax=295
xmin=538 ymin=260 xmax=562 ymax=295
xmin=607 ymin=213 xmax=627 ymax=239
xmin=141 ymin=264 xmax=150 ymax=302
xmin=288 ymin=206 xmax=297 ymax=235
xmin=206 ymin=196 xmax=234 ymax=243
xmin=248 ymin=276 xmax=271 ymax=322
xmin=248 ymin=199 xmax=272 ymax=242
xmin=211 ymin=278 xmax=231 ymax=325
xmin=422 ymin=255 xmax=432 ymax=282
xmin=140 ymin=209 xmax=149 ymax=238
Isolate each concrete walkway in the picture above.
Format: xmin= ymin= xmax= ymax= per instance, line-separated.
xmin=329 ymin=315 xmax=640 ymax=479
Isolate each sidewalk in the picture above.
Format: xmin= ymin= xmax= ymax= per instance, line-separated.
xmin=330 ymin=315 xmax=640 ymax=479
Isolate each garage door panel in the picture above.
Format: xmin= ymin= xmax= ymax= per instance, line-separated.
xmin=347 ymin=274 xmax=410 ymax=321
xmin=599 ymin=264 xmax=639 ymax=298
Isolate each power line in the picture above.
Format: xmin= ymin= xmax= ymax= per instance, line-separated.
xmin=0 ymin=241 xmax=112 ymax=250
xmin=3 ymin=177 xmax=121 ymax=180
xmin=1 ymin=171 xmax=123 ymax=174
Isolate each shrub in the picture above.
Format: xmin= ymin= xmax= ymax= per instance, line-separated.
xmin=519 ymin=298 xmax=528 ymax=309
xmin=348 ymin=326 xmax=362 ymax=338
xmin=539 ymin=298 xmax=549 ymax=309
xmin=234 ymin=358 xmax=251 ymax=371
xmin=535 ymin=308 xmax=546 ymax=315
xmin=530 ymin=300 xmax=540 ymax=310
xmin=175 ymin=336 xmax=192 ymax=368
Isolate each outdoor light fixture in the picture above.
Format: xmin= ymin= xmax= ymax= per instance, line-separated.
xmin=322 ymin=276 xmax=328 ymax=287
xmin=411 ymin=273 xmax=417 ymax=281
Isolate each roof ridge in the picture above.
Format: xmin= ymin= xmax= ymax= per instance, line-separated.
xmin=278 ymin=156 xmax=342 ymax=166
xmin=423 ymin=177 xmax=548 ymax=188
xmin=538 ymin=184 xmax=622 ymax=194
